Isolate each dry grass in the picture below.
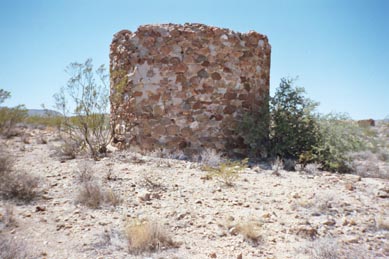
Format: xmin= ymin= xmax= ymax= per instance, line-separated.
xmin=271 ymin=157 xmax=283 ymax=174
xmin=0 ymin=152 xmax=40 ymax=202
xmin=104 ymin=188 xmax=122 ymax=207
xmin=234 ymin=221 xmax=263 ymax=245
xmin=0 ymin=235 xmax=28 ymax=259
xmin=375 ymin=213 xmax=389 ymax=231
xmin=348 ymin=139 xmax=389 ymax=179
xmin=200 ymin=148 xmax=223 ymax=167
xmin=1 ymin=204 xmax=17 ymax=228
xmin=76 ymin=162 xmax=95 ymax=183
xmin=303 ymin=237 xmax=342 ymax=259
xmin=141 ymin=174 xmax=166 ymax=191
xmin=301 ymin=237 xmax=373 ymax=259
xmin=75 ymin=163 xmax=121 ymax=208
xmin=124 ymin=218 xmax=178 ymax=254
xmin=77 ymin=180 xmax=104 ymax=208
xmin=203 ymin=158 xmax=248 ymax=187
xmin=53 ymin=137 xmax=82 ymax=160
xmin=220 ymin=216 xmax=263 ymax=246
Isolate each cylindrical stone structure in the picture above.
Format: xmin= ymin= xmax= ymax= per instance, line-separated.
xmin=110 ymin=23 xmax=271 ymax=156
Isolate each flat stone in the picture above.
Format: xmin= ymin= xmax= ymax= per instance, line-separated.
xmin=197 ymin=69 xmax=209 ymax=78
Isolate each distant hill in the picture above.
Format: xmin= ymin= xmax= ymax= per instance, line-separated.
xmin=27 ymin=109 xmax=62 ymax=117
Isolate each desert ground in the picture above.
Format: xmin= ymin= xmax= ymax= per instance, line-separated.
xmin=1 ymin=124 xmax=389 ymax=259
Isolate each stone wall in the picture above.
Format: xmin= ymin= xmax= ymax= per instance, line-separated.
xmin=110 ymin=23 xmax=271 ymax=156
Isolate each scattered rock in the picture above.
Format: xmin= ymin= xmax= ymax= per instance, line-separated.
xmin=345 ymin=183 xmax=355 ymax=191
xmin=295 ymin=227 xmax=318 ymax=239
xmin=377 ymin=186 xmax=389 ymax=198
xmin=322 ymin=218 xmax=336 ymax=226
xmin=138 ymin=191 xmax=152 ymax=201
xmin=36 ymin=206 xmax=46 ymax=212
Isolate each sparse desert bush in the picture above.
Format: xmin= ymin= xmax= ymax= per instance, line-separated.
xmin=203 ymin=158 xmax=248 ymax=186
xmin=77 ymin=180 xmax=104 ymax=208
xmin=76 ymin=162 xmax=95 ymax=183
xmin=0 ymin=89 xmax=27 ymax=137
xmin=124 ymin=218 xmax=178 ymax=254
xmin=271 ymin=157 xmax=283 ymax=174
xmin=0 ymin=152 xmax=13 ymax=173
xmin=348 ymin=151 xmax=389 ymax=179
xmin=54 ymin=137 xmax=83 ymax=160
xmin=234 ymin=221 xmax=263 ymax=246
xmin=302 ymin=237 xmax=372 ymax=259
xmin=141 ymin=174 xmax=165 ymax=191
xmin=76 ymin=165 xmax=121 ymax=208
xmin=377 ymin=150 xmax=389 ymax=162
xmin=0 ymin=152 xmax=40 ymax=202
xmin=303 ymin=237 xmax=342 ymax=259
xmin=375 ymin=213 xmax=389 ymax=231
xmin=104 ymin=188 xmax=122 ymax=207
xmin=220 ymin=216 xmax=262 ymax=246
xmin=0 ymin=235 xmax=28 ymax=259
xmin=0 ymin=105 xmax=28 ymax=138
xmin=0 ymin=171 xmax=40 ymax=202
xmin=54 ymin=59 xmax=111 ymax=160
xmin=199 ymin=148 xmax=223 ymax=167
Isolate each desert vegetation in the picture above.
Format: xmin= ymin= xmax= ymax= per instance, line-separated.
xmin=238 ymin=77 xmax=387 ymax=175
xmin=53 ymin=59 xmax=111 ymax=160
xmin=1 ymin=71 xmax=389 ymax=258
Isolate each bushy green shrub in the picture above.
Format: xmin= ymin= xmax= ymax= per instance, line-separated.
xmin=269 ymin=78 xmax=319 ymax=160
xmin=308 ymin=113 xmax=366 ymax=172
xmin=238 ymin=78 xmax=368 ymax=173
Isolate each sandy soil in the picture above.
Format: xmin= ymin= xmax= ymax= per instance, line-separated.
xmin=1 ymin=127 xmax=389 ymax=259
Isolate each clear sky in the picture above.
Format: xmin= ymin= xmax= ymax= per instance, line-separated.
xmin=0 ymin=0 xmax=388 ymax=119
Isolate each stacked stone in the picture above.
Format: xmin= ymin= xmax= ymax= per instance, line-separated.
xmin=110 ymin=23 xmax=271 ymax=155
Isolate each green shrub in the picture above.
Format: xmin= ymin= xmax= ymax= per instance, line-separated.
xmin=237 ymin=78 xmax=368 ymax=173
xmin=25 ymin=115 xmax=62 ymax=128
xmin=307 ymin=113 xmax=366 ymax=172
xmin=269 ymin=78 xmax=319 ymax=160
xmin=0 ymin=105 xmax=27 ymax=137
xmin=238 ymin=102 xmax=269 ymax=158
xmin=0 ymin=89 xmax=27 ymax=137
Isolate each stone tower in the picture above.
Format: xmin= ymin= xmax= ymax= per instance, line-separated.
xmin=110 ymin=23 xmax=271 ymax=155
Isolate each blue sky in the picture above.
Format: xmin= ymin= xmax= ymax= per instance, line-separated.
xmin=0 ymin=0 xmax=388 ymax=119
